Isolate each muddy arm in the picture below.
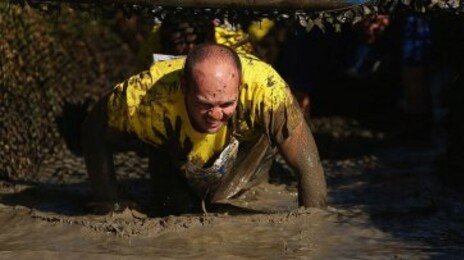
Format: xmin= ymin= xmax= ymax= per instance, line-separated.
xmin=278 ymin=121 xmax=327 ymax=208
xmin=81 ymin=96 xmax=120 ymax=202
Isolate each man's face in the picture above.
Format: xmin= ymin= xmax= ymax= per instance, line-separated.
xmin=183 ymin=60 xmax=240 ymax=134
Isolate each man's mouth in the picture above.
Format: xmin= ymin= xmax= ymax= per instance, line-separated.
xmin=208 ymin=122 xmax=221 ymax=127
xmin=206 ymin=121 xmax=222 ymax=128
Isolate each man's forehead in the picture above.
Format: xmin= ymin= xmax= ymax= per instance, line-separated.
xmin=195 ymin=93 xmax=238 ymax=102
xmin=191 ymin=81 xmax=240 ymax=96
xmin=190 ymin=80 xmax=240 ymax=101
xmin=190 ymin=61 xmax=240 ymax=90
xmin=192 ymin=58 xmax=240 ymax=76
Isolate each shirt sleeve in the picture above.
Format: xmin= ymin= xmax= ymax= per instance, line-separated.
xmin=248 ymin=61 xmax=304 ymax=146
xmin=261 ymin=83 xmax=304 ymax=146
xmin=106 ymin=69 xmax=156 ymax=135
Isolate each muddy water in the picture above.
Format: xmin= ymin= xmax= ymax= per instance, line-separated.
xmin=0 ymin=200 xmax=431 ymax=258
xmin=1 ymin=117 xmax=464 ymax=258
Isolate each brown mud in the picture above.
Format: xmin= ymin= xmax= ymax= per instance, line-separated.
xmin=1 ymin=117 xmax=464 ymax=258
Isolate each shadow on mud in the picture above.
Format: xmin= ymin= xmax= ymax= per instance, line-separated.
xmin=0 ymin=176 xmax=270 ymax=218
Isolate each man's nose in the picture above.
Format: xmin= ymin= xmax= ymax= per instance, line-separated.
xmin=208 ymin=107 xmax=223 ymax=121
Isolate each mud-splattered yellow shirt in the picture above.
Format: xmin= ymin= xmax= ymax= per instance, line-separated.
xmin=107 ymin=54 xmax=303 ymax=166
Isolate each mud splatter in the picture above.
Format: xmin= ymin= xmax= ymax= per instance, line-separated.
xmin=266 ymin=75 xmax=275 ymax=88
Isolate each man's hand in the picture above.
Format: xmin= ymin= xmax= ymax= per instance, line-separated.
xmin=278 ymin=121 xmax=327 ymax=208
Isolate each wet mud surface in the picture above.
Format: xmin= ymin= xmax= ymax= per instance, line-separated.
xmin=1 ymin=116 xmax=464 ymax=258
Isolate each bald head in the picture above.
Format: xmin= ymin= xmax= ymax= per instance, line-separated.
xmin=182 ymin=44 xmax=242 ymax=133
xmin=183 ymin=43 xmax=242 ymax=87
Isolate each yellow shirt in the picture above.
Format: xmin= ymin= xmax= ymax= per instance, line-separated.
xmin=107 ymin=54 xmax=302 ymax=166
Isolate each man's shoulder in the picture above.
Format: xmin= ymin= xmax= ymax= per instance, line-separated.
xmin=148 ymin=57 xmax=185 ymax=86
xmin=239 ymin=54 xmax=288 ymax=94
xmin=119 ymin=57 xmax=185 ymax=97
xmin=238 ymin=53 xmax=269 ymax=71
xmin=109 ymin=57 xmax=185 ymax=114
xmin=150 ymin=56 xmax=185 ymax=74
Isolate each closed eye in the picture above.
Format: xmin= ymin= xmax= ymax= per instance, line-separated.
xmin=220 ymin=101 xmax=235 ymax=108
xmin=196 ymin=101 xmax=213 ymax=109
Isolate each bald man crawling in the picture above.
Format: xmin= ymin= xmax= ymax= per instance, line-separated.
xmin=82 ymin=43 xmax=327 ymax=215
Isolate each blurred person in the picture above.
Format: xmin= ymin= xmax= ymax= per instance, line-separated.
xmin=400 ymin=15 xmax=432 ymax=139
xmin=136 ymin=17 xmax=275 ymax=71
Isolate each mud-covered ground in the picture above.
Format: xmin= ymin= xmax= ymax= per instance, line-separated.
xmin=1 ymin=116 xmax=464 ymax=258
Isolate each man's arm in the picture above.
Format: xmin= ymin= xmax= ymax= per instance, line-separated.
xmin=81 ymin=96 xmax=120 ymax=203
xmin=278 ymin=121 xmax=327 ymax=208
